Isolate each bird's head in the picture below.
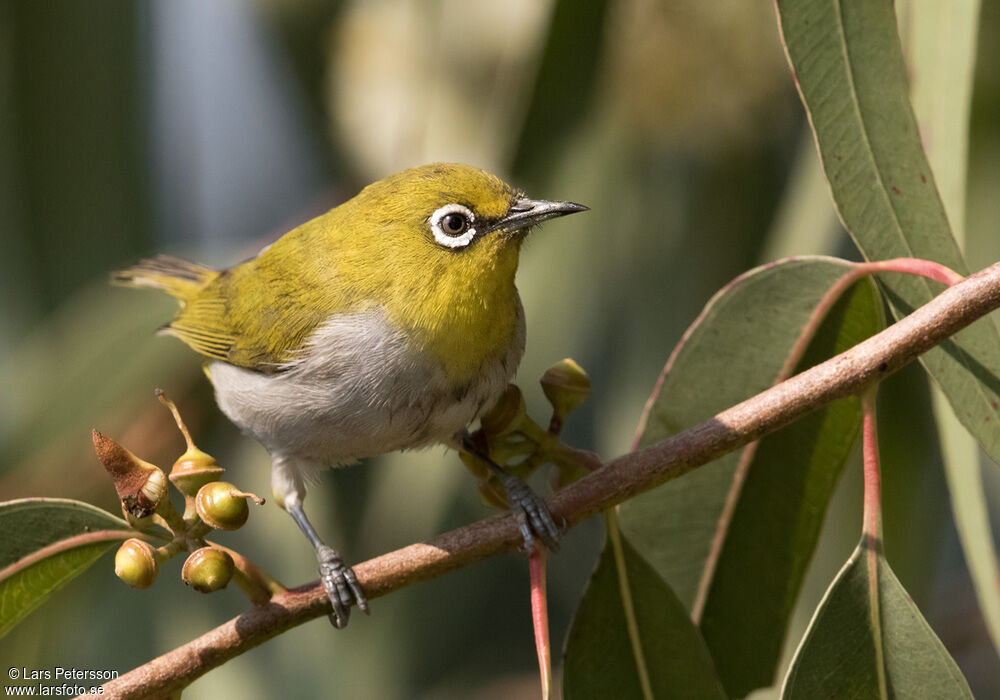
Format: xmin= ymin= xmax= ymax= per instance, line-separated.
xmin=346 ymin=163 xmax=587 ymax=281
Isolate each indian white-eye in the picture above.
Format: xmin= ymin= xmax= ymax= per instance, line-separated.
xmin=114 ymin=162 xmax=587 ymax=627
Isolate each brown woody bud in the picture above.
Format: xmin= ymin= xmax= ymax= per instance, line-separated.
xmin=120 ymin=503 xmax=155 ymax=531
xmin=114 ymin=538 xmax=159 ymax=589
xmin=92 ymin=430 xmax=168 ymax=519
xmin=181 ymin=547 xmax=234 ymax=593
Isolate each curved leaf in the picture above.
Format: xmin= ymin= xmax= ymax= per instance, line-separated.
xmin=782 ymin=539 xmax=973 ymax=699
xmin=775 ymin=0 xmax=1000 ymax=466
xmin=899 ymin=0 xmax=1000 ymax=661
xmin=563 ymin=523 xmax=725 ymax=700
xmin=621 ymin=257 xmax=883 ymax=695
xmin=0 ymin=498 xmax=134 ymax=637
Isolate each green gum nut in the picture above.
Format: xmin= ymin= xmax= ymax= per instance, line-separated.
xmin=540 ymin=358 xmax=591 ymax=419
xmin=114 ymin=538 xmax=159 ymax=589
xmin=169 ymin=448 xmax=225 ymax=498
xmin=181 ymin=547 xmax=235 ymax=593
xmin=195 ymin=481 xmax=251 ymax=530
xmin=157 ymin=389 xmax=226 ymax=497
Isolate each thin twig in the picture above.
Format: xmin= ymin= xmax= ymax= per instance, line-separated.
xmin=861 ymin=387 xmax=883 ymax=542
xmin=100 ymin=260 xmax=1000 ymax=700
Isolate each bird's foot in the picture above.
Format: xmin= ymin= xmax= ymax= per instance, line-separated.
xmin=501 ymin=476 xmax=561 ymax=553
xmin=317 ymin=546 xmax=368 ymax=629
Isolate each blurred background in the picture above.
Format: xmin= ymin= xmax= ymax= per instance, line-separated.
xmin=1 ymin=0 xmax=999 ymax=697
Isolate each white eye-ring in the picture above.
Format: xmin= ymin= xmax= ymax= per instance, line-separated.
xmin=429 ymin=204 xmax=477 ymax=249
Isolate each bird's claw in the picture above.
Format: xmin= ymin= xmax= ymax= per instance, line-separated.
xmin=503 ymin=477 xmax=561 ymax=553
xmin=317 ymin=546 xmax=368 ymax=629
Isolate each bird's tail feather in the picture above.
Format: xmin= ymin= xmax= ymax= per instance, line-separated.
xmin=112 ymin=254 xmax=217 ymax=302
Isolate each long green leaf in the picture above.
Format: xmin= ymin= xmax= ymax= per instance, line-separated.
xmin=775 ymin=0 xmax=1000 ymax=466
xmin=625 ymin=258 xmax=856 ymax=605
xmin=621 ymin=257 xmax=883 ymax=696
xmin=699 ymin=274 xmax=884 ymax=696
xmin=898 ymin=0 xmax=1000 ymax=660
xmin=0 ymin=498 xmax=134 ymax=637
xmin=782 ymin=538 xmax=973 ymax=699
xmin=562 ymin=523 xmax=725 ymax=700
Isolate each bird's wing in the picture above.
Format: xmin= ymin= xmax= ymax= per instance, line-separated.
xmin=167 ymin=256 xmax=336 ymax=373
xmin=165 ymin=294 xmax=239 ymax=364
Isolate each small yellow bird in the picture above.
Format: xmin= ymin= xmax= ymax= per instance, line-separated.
xmin=114 ymin=163 xmax=587 ymax=627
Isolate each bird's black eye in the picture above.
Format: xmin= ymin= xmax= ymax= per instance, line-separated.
xmin=430 ymin=204 xmax=476 ymax=248
xmin=441 ymin=212 xmax=468 ymax=236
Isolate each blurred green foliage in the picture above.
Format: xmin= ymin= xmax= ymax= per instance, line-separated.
xmin=1 ymin=0 xmax=998 ymax=697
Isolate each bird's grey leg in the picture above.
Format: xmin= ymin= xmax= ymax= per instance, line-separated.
xmin=287 ymin=503 xmax=369 ymax=629
xmin=459 ymin=432 xmax=561 ymax=552
xmin=272 ymin=455 xmax=366 ymax=628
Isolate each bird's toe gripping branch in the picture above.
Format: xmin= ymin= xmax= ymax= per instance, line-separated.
xmin=499 ymin=473 xmax=561 ymax=553
xmin=287 ymin=501 xmax=368 ymax=628
xmin=460 ymin=431 xmax=563 ymax=553
xmin=317 ymin=545 xmax=368 ymax=629
xmin=458 ymin=361 xmax=599 ymax=553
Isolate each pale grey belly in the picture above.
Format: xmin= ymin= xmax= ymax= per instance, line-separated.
xmin=207 ymin=311 xmax=521 ymax=467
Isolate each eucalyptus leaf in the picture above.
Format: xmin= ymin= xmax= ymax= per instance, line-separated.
xmin=775 ymin=0 xmax=1000 ymax=465
xmin=0 ymin=282 xmax=197 ymax=468
xmin=782 ymin=539 xmax=973 ymax=699
xmin=563 ymin=525 xmax=725 ymax=700
xmin=898 ymin=0 xmax=1000 ymax=660
xmin=621 ymin=257 xmax=883 ymax=696
xmin=0 ymin=498 xmax=135 ymax=637
xmin=699 ymin=275 xmax=884 ymax=697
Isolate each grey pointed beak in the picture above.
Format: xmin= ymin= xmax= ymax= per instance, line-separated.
xmin=493 ymin=198 xmax=589 ymax=232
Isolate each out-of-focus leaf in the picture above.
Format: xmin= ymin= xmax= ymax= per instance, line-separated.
xmin=875 ymin=365 xmax=949 ymax=609
xmin=0 ymin=281 xmax=203 ymax=497
xmin=562 ymin=524 xmax=725 ymax=700
xmin=933 ymin=395 xmax=1000 ymax=655
xmin=899 ymin=0 xmax=1000 ymax=660
xmin=898 ymin=0 xmax=981 ymax=242
xmin=8 ymin=1 xmax=150 ymax=312
xmin=0 ymin=498 xmax=134 ymax=637
xmin=255 ymin=0 xmax=346 ymax=176
xmin=760 ymin=131 xmax=841 ymax=262
xmin=782 ymin=539 xmax=973 ymax=699
xmin=510 ymin=0 xmax=611 ymax=179
xmin=621 ymin=257 xmax=883 ymax=696
xmin=776 ymin=0 xmax=1000 ymax=465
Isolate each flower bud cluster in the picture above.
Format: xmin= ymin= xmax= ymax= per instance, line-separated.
xmin=461 ymin=359 xmax=599 ymax=508
xmin=95 ymin=390 xmax=265 ymax=598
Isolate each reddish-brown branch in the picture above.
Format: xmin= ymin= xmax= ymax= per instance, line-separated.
xmin=101 ymin=260 xmax=1000 ymax=700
